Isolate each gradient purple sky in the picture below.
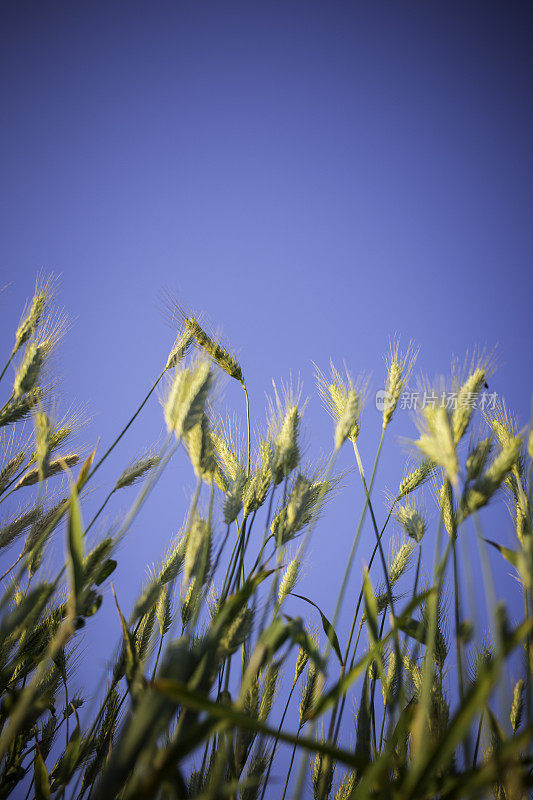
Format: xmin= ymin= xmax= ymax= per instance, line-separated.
xmin=1 ymin=0 xmax=532 ymax=780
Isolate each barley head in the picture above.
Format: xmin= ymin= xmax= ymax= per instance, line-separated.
xmin=164 ymin=360 xmax=212 ymax=440
xmin=0 ymin=452 xmax=26 ymax=495
xmin=395 ymin=504 xmax=426 ymax=543
xmin=278 ymin=555 xmax=301 ymax=604
xmin=223 ymin=470 xmax=246 ymax=524
xmin=243 ymin=441 xmax=272 ymax=517
xmin=460 ymin=435 xmax=522 ymax=519
xmin=13 ymin=273 xmax=56 ymax=355
xmin=184 ymin=415 xmax=217 ymax=483
xmin=259 ymin=661 xmax=280 ymax=721
xmin=184 ymin=514 xmax=212 ymax=587
xmin=16 ymin=454 xmax=79 ymax=488
xmin=294 ymin=645 xmax=309 ymax=683
xmin=165 ymin=328 xmax=193 ymax=370
xmin=115 ymin=450 xmax=161 ymax=490
xmin=34 ymin=411 xmax=51 ymax=482
xmin=382 ymin=337 xmax=418 ymax=430
xmin=315 ymin=361 xmax=369 ymax=445
xmin=415 ymin=405 xmax=458 ymax=486
xmin=511 ymin=678 xmax=524 ymax=733
xmin=388 ymin=541 xmax=415 ymax=584
xmin=272 ymin=405 xmax=300 ymax=485
xmin=312 ymin=750 xmax=335 ymax=800
xmin=0 ymin=388 xmax=43 ymax=428
xmin=439 ymin=481 xmax=456 ymax=539
xmin=299 ymin=661 xmax=318 ymax=725
xmin=466 ymin=437 xmax=492 ymax=481
xmin=397 ymin=459 xmax=434 ymax=500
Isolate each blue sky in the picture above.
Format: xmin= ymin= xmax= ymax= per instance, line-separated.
xmin=1 ymin=0 xmax=532 ymax=779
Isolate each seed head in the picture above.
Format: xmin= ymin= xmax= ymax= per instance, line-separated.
xmin=299 ymin=662 xmax=318 ymax=725
xmin=278 ymin=555 xmax=301 ymax=604
xmin=115 ymin=451 xmax=161 ymax=490
xmin=16 ymin=454 xmax=79 ymax=488
xmin=13 ymin=274 xmax=56 ymax=355
xmin=439 ymin=481 xmax=456 ymax=539
xmin=388 ymin=541 xmax=415 ymax=583
xmin=335 ymin=389 xmax=359 ymax=450
xmin=315 ymin=361 xmax=368 ymax=444
xmin=466 ymin=437 xmax=492 ymax=481
xmin=223 ymin=470 xmax=246 ymax=524
xmin=0 ymin=388 xmax=43 ymax=428
xmin=243 ymin=441 xmax=272 ymax=517
xmin=0 ymin=452 xmax=26 ymax=495
xmin=312 ymin=750 xmax=335 ymax=800
xmin=396 ymin=459 xmax=434 ymax=500
xmin=294 ymin=646 xmax=309 ymax=683
xmin=335 ymin=772 xmax=358 ymax=799
xmin=511 ymin=678 xmax=524 ymax=733
xmin=270 ymin=472 xmax=334 ymax=546
xmin=415 ymin=405 xmax=458 ymax=486
xmin=395 ymin=504 xmax=426 ymax=543
xmin=460 ymin=435 xmax=522 ymax=520
xmin=164 ymin=360 xmax=212 ymax=439
xmin=382 ymin=338 xmax=418 ymax=430
xmin=452 ymin=368 xmax=486 ymax=444
xmin=167 ymin=304 xmax=243 ymax=386
xmin=184 ymin=515 xmax=211 ymax=586
xmin=34 ymin=411 xmax=51 ymax=482
xmin=165 ymin=328 xmax=193 ymax=371
xmin=184 ymin=415 xmax=217 ymax=483
xmin=156 ymin=585 xmax=173 ymax=638
xmin=181 ymin=579 xmax=198 ymax=627
xmin=259 ymin=662 xmax=280 ymax=721
xmin=272 ymin=406 xmax=300 ymax=485
xmin=158 ymin=534 xmax=186 ymax=584
xmin=13 ymin=342 xmax=46 ymax=397
xmin=220 ymin=606 xmax=254 ymax=657
xmin=0 ymin=505 xmax=42 ymax=550
xmin=13 ymin=311 xmax=67 ymax=398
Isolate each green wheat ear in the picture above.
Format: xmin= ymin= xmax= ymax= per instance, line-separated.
xmin=167 ymin=295 xmax=245 ymax=384
xmin=12 ymin=273 xmax=56 ymax=356
xmin=395 ymin=503 xmax=427 ymax=543
xmin=396 ymin=459 xmax=434 ymax=500
xmin=414 ymin=404 xmax=458 ymax=485
xmin=278 ymin=555 xmax=301 ymax=604
xmin=314 ymin=360 xmax=369 ymax=444
xmin=114 ymin=449 xmax=161 ymax=490
xmin=163 ymin=359 xmax=212 ymax=439
xmin=382 ymin=337 xmax=418 ymax=430
xmin=510 ymin=678 xmax=524 ymax=733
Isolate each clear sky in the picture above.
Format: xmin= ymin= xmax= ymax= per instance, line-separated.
xmin=1 ymin=0 xmax=532 ymax=780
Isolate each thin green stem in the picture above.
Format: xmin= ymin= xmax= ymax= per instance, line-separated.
xmin=151 ymin=636 xmax=165 ymax=682
xmin=84 ymin=488 xmax=115 ymax=536
xmin=0 ymin=551 xmax=24 ymax=582
xmin=353 ymin=441 xmax=398 ymax=627
xmin=0 ymin=352 xmax=14 ymax=384
xmin=452 ymin=534 xmax=469 ymax=765
xmin=260 ymin=679 xmax=298 ymax=800
xmin=280 ymin=726 xmax=302 ymax=800
xmin=88 ymin=368 xmax=165 ymax=482
xmin=472 ymin=709 xmax=484 ymax=767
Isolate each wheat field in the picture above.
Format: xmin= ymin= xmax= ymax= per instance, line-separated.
xmin=0 ymin=275 xmax=531 ymax=799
